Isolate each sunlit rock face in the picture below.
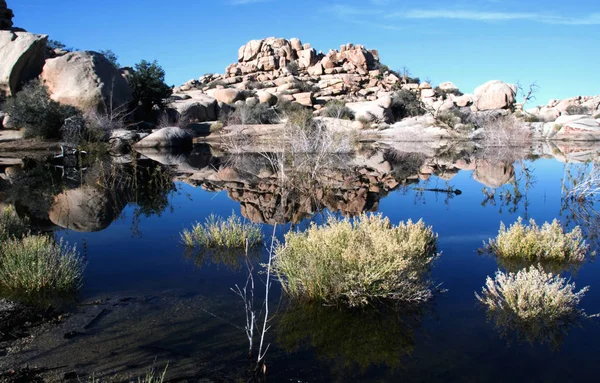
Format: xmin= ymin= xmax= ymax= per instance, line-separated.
xmin=0 ymin=31 xmax=47 ymax=97
xmin=473 ymin=160 xmax=515 ymax=188
xmin=48 ymin=186 xmax=122 ymax=232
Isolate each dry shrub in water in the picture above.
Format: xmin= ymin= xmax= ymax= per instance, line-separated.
xmin=484 ymin=218 xmax=590 ymax=264
xmin=273 ymin=213 xmax=439 ymax=307
xmin=181 ymin=213 xmax=263 ymax=250
xmin=476 ymin=265 xmax=590 ymax=347
xmin=481 ymin=115 xmax=532 ymax=147
xmin=0 ymin=235 xmax=85 ymax=296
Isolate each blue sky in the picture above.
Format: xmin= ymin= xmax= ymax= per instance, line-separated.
xmin=12 ymin=0 xmax=599 ymax=105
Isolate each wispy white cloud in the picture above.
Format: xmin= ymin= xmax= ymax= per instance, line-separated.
xmin=399 ymin=9 xmax=600 ymax=25
xmin=326 ymin=3 xmax=600 ymax=27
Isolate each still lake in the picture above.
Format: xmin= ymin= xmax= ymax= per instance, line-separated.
xmin=2 ymin=142 xmax=599 ymax=382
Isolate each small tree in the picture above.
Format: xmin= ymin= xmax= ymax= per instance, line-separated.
xmin=99 ymin=49 xmax=120 ymax=68
xmin=47 ymin=39 xmax=75 ymax=52
xmin=129 ymin=60 xmax=172 ymax=120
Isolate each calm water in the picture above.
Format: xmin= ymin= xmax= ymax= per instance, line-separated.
xmin=1 ymin=143 xmax=600 ymax=382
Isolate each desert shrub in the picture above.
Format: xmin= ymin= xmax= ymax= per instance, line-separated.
xmin=181 ymin=213 xmax=263 ymax=250
xmin=292 ymin=80 xmax=319 ymax=93
xmin=0 ymin=206 xmax=28 ymax=241
xmin=522 ymin=113 xmax=540 ymax=122
xmin=210 ymin=121 xmax=224 ymax=133
xmin=566 ymin=105 xmax=591 ymax=115
xmin=207 ymin=79 xmax=229 ymax=89
xmin=273 ymin=213 xmax=439 ymax=307
xmin=0 ymin=235 xmax=84 ymax=297
xmin=245 ymin=81 xmax=265 ymax=90
xmin=476 ymin=265 xmax=589 ymax=347
xmin=228 ymin=103 xmax=280 ymax=125
xmin=99 ymin=49 xmax=120 ymax=68
xmin=594 ymin=113 xmax=600 ymax=119
xmin=3 ymin=80 xmax=80 ymax=139
xmin=286 ymin=61 xmax=300 ymax=76
xmin=47 ymin=39 xmax=75 ymax=52
xmin=391 ymin=89 xmax=426 ymax=121
xmin=129 ymin=60 xmax=172 ymax=119
xmin=483 ymin=218 xmax=589 ymax=265
xmin=322 ymin=100 xmax=354 ymax=120
xmin=481 ymin=115 xmax=532 ymax=146
xmin=434 ymin=86 xmax=463 ymax=100
xmin=435 ymin=110 xmax=461 ymax=129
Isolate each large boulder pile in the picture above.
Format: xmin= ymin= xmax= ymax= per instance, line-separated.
xmin=527 ymin=95 xmax=600 ymax=122
xmin=0 ymin=31 xmax=47 ymax=97
xmin=0 ymin=0 xmax=13 ymax=30
xmin=41 ymin=51 xmax=132 ymax=112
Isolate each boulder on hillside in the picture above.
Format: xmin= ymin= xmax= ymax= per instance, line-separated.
xmin=474 ymin=80 xmax=516 ymax=111
xmin=210 ymin=88 xmax=244 ymax=105
xmin=167 ymin=92 xmax=218 ymax=122
xmin=0 ymin=31 xmax=47 ymax=97
xmin=133 ymin=127 xmax=192 ymax=149
xmin=41 ymin=51 xmax=132 ymax=113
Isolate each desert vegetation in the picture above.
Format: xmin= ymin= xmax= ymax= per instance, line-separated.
xmin=129 ymin=59 xmax=173 ymax=120
xmin=0 ymin=235 xmax=84 ymax=298
xmin=273 ymin=214 xmax=439 ymax=307
xmin=0 ymin=206 xmax=28 ymax=241
xmin=476 ymin=265 xmax=590 ymax=347
xmin=483 ymin=218 xmax=590 ymax=268
xmin=181 ymin=213 xmax=263 ymax=251
xmin=321 ymin=100 xmax=355 ymax=120
xmin=391 ymin=89 xmax=426 ymax=121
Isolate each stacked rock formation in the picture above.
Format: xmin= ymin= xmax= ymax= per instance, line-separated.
xmin=0 ymin=0 xmax=13 ymax=30
xmin=171 ymin=37 xmax=521 ymax=125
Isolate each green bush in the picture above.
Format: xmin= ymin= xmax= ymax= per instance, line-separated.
xmin=3 ymin=80 xmax=80 ymax=139
xmin=483 ymin=218 xmax=590 ymax=264
xmin=566 ymin=105 xmax=591 ymax=115
xmin=476 ymin=265 xmax=589 ymax=347
xmin=322 ymin=100 xmax=354 ymax=120
xmin=273 ymin=214 xmax=439 ymax=307
xmin=0 ymin=235 xmax=85 ymax=297
xmin=99 ymin=49 xmax=120 ymax=68
xmin=181 ymin=213 xmax=263 ymax=250
xmin=391 ymin=89 xmax=426 ymax=121
xmin=129 ymin=60 xmax=172 ymax=119
xmin=434 ymin=86 xmax=463 ymax=100
xmin=0 ymin=206 xmax=28 ymax=241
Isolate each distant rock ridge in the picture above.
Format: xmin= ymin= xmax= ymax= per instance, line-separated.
xmin=0 ymin=0 xmax=13 ymax=30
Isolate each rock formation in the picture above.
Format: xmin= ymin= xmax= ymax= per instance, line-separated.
xmin=527 ymin=95 xmax=600 ymax=122
xmin=40 ymin=51 xmax=132 ymax=112
xmin=0 ymin=0 xmax=14 ymax=30
xmin=0 ymin=31 xmax=47 ymax=97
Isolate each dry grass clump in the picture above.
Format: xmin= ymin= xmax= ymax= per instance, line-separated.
xmin=476 ymin=265 xmax=590 ymax=347
xmin=0 ymin=206 xmax=28 ymax=241
xmin=484 ymin=218 xmax=590 ymax=264
xmin=0 ymin=235 xmax=85 ymax=297
xmin=181 ymin=213 xmax=263 ymax=250
xmin=273 ymin=214 xmax=439 ymax=307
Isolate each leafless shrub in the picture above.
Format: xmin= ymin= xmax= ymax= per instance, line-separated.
xmin=481 ymin=115 xmax=532 ymax=147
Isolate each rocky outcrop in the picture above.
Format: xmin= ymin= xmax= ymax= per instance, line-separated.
xmin=40 ymin=51 xmax=132 ymax=112
xmin=167 ymin=91 xmax=218 ymax=122
xmin=0 ymin=0 xmax=14 ymax=30
xmin=527 ymin=95 xmax=600 ymax=122
xmin=134 ymin=127 xmax=192 ymax=149
xmin=0 ymin=31 xmax=47 ymax=97
xmin=474 ymin=80 xmax=517 ymax=111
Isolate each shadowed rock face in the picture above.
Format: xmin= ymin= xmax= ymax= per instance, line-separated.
xmin=0 ymin=31 xmax=48 ymax=97
xmin=48 ymin=186 xmax=123 ymax=232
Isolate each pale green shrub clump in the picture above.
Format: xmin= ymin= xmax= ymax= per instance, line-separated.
xmin=0 ymin=206 xmax=29 ymax=241
xmin=476 ymin=266 xmax=588 ymax=322
xmin=485 ymin=218 xmax=589 ymax=264
xmin=273 ymin=214 xmax=439 ymax=307
xmin=181 ymin=213 xmax=263 ymax=250
xmin=0 ymin=235 xmax=85 ymax=296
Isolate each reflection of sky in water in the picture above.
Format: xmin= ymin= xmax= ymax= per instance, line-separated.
xmin=45 ymin=155 xmax=600 ymax=382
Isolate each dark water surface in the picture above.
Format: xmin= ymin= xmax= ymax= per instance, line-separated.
xmin=2 ymin=143 xmax=600 ymax=382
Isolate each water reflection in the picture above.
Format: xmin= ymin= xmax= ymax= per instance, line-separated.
xmin=276 ymin=301 xmax=425 ymax=371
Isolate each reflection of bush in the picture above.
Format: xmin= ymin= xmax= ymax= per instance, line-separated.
xmin=276 ymin=301 xmax=422 ymax=371
xmin=183 ymin=247 xmax=261 ymax=271
xmin=476 ymin=266 xmax=589 ymax=349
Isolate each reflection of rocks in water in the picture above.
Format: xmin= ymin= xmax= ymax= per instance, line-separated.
xmin=473 ymin=160 xmax=515 ymax=188
xmin=48 ymin=186 xmax=123 ymax=233
xmin=276 ymin=302 xmax=423 ymax=371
